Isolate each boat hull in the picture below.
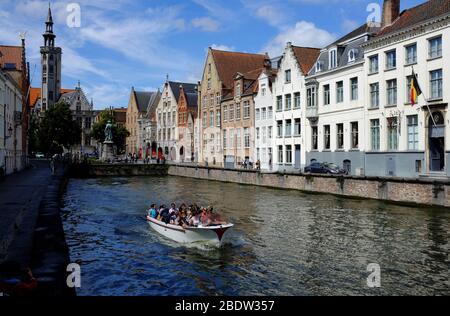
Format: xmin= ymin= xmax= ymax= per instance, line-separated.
xmin=147 ymin=217 xmax=233 ymax=245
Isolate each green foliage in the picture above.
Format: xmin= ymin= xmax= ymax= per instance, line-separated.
xmin=34 ymin=102 xmax=82 ymax=155
xmin=91 ymin=109 xmax=130 ymax=153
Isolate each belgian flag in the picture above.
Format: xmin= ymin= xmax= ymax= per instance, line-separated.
xmin=410 ymin=70 xmax=422 ymax=106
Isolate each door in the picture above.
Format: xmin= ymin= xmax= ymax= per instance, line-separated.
xmin=429 ymin=112 xmax=445 ymax=172
xmin=295 ymin=145 xmax=301 ymax=169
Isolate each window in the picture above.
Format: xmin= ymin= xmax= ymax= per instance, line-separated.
xmin=329 ymin=49 xmax=337 ymax=69
xmin=223 ymin=130 xmax=227 ymax=149
xmin=256 ymin=127 xmax=260 ymax=140
xmin=261 ymin=108 xmax=267 ymax=120
xmin=236 ymin=103 xmax=241 ymax=120
xmin=405 ymin=44 xmax=417 ymax=65
xmin=351 ymin=122 xmax=359 ymax=149
xmin=285 ymin=94 xmax=292 ymax=110
xmin=286 ymin=145 xmax=292 ymax=164
xmin=210 ymin=111 xmax=214 ymax=127
xmin=312 ymin=126 xmax=318 ymax=150
xmin=294 ymin=92 xmax=300 ymax=109
xmin=323 ymin=85 xmax=330 ymax=105
xmin=208 ymin=63 xmax=211 ymax=74
xmin=228 ymin=129 xmax=234 ymax=148
xmin=216 ymin=110 xmax=221 ymax=127
xmin=268 ymin=126 xmax=273 ymax=139
xmin=407 ymin=115 xmax=419 ymax=150
xmin=386 ymin=50 xmax=396 ymax=70
xmin=262 ymin=127 xmax=266 ymax=144
xmin=243 ymin=101 xmax=250 ymax=119
xmin=229 ymin=104 xmax=234 ymax=121
xmin=223 ymin=106 xmax=228 ymax=122
xmin=276 ymin=96 xmax=282 ymax=111
xmin=307 ymin=86 xmax=317 ymax=107
xmin=285 ymin=69 xmax=291 ymax=83
xmin=350 ymin=77 xmax=358 ymax=101
xmin=236 ymin=128 xmax=241 ymax=148
xmin=316 ymin=61 xmax=324 ymax=72
xmin=386 ymin=79 xmax=397 ymax=106
xmin=285 ymin=119 xmax=292 ymax=137
xmin=371 ymin=119 xmax=380 ymax=151
xmin=207 ymin=78 xmax=211 ymax=89
xmin=336 ymin=81 xmax=344 ymax=103
xmin=294 ymin=118 xmax=301 ymax=136
xmin=337 ymin=123 xmax=344 ymax=149
xmin=216 ymin=93 xmax=221 ymax=105
xmin=387 ymin=117 xmax=398 ymax=150
xmin=369 ymin=55 xmax=379 ymax=74
xmin=268 ymin=106 xmax=273 ymax=119
xmin=277 ymin=120 xmax=283 ymax=137
xmin=256 ymin=109 xmax=260 ymax=121
xmin=348 ymin=49 xmax=358 ymax=62
xmin=203 ymin=96 xmax=207 ymax=108
xmin=370 ymin=83 xmax=380 ymax=108
xmin=278 ymin=145 xmax=283 ymax=164
xmin=429 ymin=36 xmax=442 ymax=59
xmin=430 ymin=69 xmax=443 ymax=99
xmin=324 ymin=125 xmax=330 ymax=150
xmin=244 ymin=128 xmax=250 ymax=148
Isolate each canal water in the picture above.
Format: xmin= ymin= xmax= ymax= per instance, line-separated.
xmin=61 ymin=176 xmax=450 ymax=296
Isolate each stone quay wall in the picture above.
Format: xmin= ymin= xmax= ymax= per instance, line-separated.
xmin=168 ymin=165 xmax=450 ymax=208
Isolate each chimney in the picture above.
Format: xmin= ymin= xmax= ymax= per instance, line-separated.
xmin=382 ymin=0 xmax=400 ymax=28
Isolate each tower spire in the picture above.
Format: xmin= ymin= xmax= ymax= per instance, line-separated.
xmin=43 ymin=3 xmax=55 ymax=47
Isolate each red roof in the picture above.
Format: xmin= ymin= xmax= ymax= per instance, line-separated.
xmin=291 ymin=46 xmax=321 ymax=74
xmin=0 ymin=45 xmax=24 ymax=71
xmin=378 ymin=0 xmax=450 ymax=37
xmin=211 ymin=49 xmax=267 ymax=90
xmin=28 ymin=87 xmax=77 ymax=108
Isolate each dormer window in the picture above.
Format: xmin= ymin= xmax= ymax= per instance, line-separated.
xmin=348 ymin=49 xmax=358 ymax=63
xmin=329 ymin=49 xmax=337 ymax=69
xmin=316 ymin=61 xmax=324 ymax=72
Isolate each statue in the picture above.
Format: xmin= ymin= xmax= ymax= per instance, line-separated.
xmin=104 ymin=120 xmax=113 ymax=143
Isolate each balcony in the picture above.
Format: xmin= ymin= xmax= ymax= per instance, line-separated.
xmin=305 ymin=106 xmax=318 ymax=120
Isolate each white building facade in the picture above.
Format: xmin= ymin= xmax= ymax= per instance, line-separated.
xmin=254 ymin=69 xmax=276 ymax=170
xmin=273 ymin=43 xmax=320 ymax=172
xmin=363 ymin=1 xmax=450 ymax=178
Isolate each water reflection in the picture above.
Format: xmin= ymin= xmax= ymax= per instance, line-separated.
xmin=62 ymin=176 xmax=450 ymax=296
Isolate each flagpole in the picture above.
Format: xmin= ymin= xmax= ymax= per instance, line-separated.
xmin=411 ymin=66 xmax=437 ymax=127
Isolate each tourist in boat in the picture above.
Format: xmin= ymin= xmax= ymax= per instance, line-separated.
xmin=148 ymin=204 xmax=158 ymax=219
xmin=169 ymin=203 xmax=178 ymax=215
xmin=158 ymin=205 xmax=171 ymax=224
xmin=188 ymin=209 xmax=201 ymax=227
xmin=200 ymin=208 xmax=212 ymax=226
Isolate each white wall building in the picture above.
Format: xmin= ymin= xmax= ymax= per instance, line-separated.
xmin=273 ymin=43 xmax=320 ymax=172
xmin=362 ymin=0 xmax=450 ymax=178
xmin=305 ymin=25 xmax=378 ymax=175
xmin=254 ymin=68 xmax=277 ymax=171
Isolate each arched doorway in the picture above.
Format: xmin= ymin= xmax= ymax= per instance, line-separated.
xmin=179 ymin=146 xmax=185 ymax=162
xmin=428 ymin=111 xmax=445 ymax=172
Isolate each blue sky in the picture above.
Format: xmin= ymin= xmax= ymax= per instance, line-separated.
xmin=0 ymin=0 xmax=424 ymax=109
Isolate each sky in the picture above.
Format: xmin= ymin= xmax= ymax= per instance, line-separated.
xmin=0 ymin=0 xmax=425 ymax=109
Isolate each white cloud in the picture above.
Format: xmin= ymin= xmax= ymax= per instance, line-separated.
xmin=210 ymin=44 xmax=235 ymax=52
xmin=263 ymin=21 xmax=336 ymax=56
xmin=191 ymin=17 xmax=220 ymax=32
xmin=342 ymin=18 xmax=360 ymax=33
xmin=255 ymin=5 xmax=286 ymax=27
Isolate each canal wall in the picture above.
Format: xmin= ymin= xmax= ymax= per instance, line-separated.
xmin=168 ymin=165 xmax=450 ymax=208
xmin=70 ymin=163 xmax=169 ymax=177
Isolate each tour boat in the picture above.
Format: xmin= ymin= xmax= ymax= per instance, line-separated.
xmin=147 ymin=216 xmax=234 ymax=246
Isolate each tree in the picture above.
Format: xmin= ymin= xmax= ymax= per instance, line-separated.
xmin=36 ymin=102 xmax=82 ymax=155
xmin=91 ymin=109 xmax=130 ymax=153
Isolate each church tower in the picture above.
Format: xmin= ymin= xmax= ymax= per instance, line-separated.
xmin=40 ymin=4 xmax=62 ymax=110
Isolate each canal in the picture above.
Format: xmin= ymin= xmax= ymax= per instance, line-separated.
xmin=61 ymin=176 xmax=450 ymax=296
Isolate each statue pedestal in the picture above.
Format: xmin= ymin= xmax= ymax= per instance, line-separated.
xmin=102 ymin=141 xmax=115 ymax=162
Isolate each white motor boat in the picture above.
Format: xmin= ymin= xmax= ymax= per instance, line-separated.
xmin=147 ymin=217 xmax=234 ymax=246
